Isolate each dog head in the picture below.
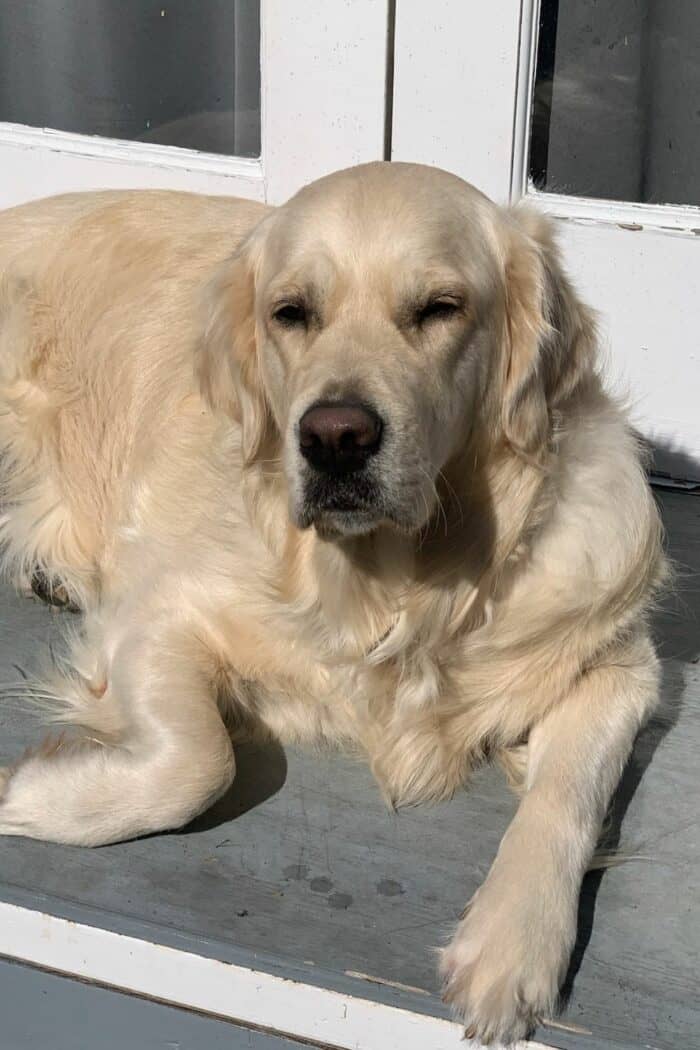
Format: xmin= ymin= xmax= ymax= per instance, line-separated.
xmin=198 ymin=162 xmax=595 ymax=538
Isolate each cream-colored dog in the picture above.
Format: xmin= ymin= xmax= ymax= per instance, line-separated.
xmin=0 ymin=163 xmax=665 ymax=1043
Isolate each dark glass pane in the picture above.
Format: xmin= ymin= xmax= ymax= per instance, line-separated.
xmin=529 ymin=0 xmax=700 ymax=206
xmin=0 ymin=0 xmax=261 ymax=158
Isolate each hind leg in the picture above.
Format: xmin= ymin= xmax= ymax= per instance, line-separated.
xmin=0 ymin=475 xmax=98 ymax=612
xmin=0 ymin=277 xmax=101 ymax=610
xmin=0 ymin=619 xmax=234 ymax=845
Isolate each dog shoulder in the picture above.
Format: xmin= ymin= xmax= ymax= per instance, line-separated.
xmin=534 ymin=387 xmax=666 ymax=618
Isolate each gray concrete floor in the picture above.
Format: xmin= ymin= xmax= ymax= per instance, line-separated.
xmin=0 ymin=489 xmax=698 ymax=1050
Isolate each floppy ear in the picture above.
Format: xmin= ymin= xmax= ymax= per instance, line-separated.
xmin=501 ymin=207 xmax=597 ymax=459
xmin=196 ymin=226 xmax=272 ymax=465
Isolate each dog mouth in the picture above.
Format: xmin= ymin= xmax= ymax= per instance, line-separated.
xmin=295 ymin=472 xmax=432 ymax=538
xmin=297 ymin=474 xmax=386 ymax=535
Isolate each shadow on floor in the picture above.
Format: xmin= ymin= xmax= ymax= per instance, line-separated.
xmin=184 ymin=739 xmax=289 ymax=833
xmin=649 ymin=438 xmax=700 ymax=491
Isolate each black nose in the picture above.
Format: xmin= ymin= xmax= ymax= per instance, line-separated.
xmin=299 ymin=401 xmax=383 ymax=475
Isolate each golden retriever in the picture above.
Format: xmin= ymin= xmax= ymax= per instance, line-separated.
xmin=0 ymin=163 xmax=665 ymax=1043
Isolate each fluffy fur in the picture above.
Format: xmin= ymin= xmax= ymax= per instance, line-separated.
xmin=0 ymin=164 xmax=665 ymax=1043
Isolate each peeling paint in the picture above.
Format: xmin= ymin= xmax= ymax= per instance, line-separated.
xmin=344 ymin=970 xmax=431 ymax=997
xmin=541 ymin=1017 xmax=593 ymax=1036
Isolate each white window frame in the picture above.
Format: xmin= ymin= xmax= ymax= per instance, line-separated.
xmin=0 ymin=0 xmax=390 ymax=209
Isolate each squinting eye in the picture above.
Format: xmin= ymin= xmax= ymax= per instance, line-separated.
xmin=272 ymin=302 xmax=307 ymax=326
xmin=416 ymin=298 xmax=462 ymax=325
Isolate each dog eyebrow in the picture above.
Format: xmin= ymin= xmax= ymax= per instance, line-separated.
xmin=270 ymin=288 xmax=306 ymax=310
xmin=401 ymin=269 xmax=467 ymax=301
xmin=268 ymin=277 xmax=307 ymax=303
xmin=418 ymin=288 xmax=466 ymax=307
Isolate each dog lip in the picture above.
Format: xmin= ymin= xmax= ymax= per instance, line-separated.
xmin=314 ymin=494 xmax=371 ymax=512
xmin=300 ymin=503 xmax=379 ymax=524
xmin=297 ymin=498 xmax=384 ymax=532
xmin=301 ymin=471 xmax=382 ymax=513
xmin=308 ymin=507 xmax=384 ymax=538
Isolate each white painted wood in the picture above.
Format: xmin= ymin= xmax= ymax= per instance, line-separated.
xmin=0 ymin=901 xmax=554 ymax=1050
xmin=0 ymin=0 xmax=389 ymax=210
xmin=552 ymin=219 xmax=700 ymax=461
xmin=0 ymin=126 xmax=266 ymax=208
xmin=391 ymin=0 xmax=523 ymax=202
xmin=262 ymin=0 xmax=389 ymax=204
xmin=526 ymin=187 xmax=700 ymax=236
xmin=510 ymin=0 xmax=539 ymax=202
xmin=0 ymin=123 xmax=265 ymax=179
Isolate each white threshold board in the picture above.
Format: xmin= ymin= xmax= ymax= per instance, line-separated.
xmin=0 ymin=900 xmax=554 ymax=1050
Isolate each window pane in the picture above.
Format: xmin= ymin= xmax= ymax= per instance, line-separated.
xmin=529 ymin=0 xmax=700 ymax=207
xmin=0 ymin=0 xmax=261 ymax=158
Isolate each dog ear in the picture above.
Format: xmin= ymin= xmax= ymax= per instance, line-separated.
xmin=501 ymin=207 xmax=597 ymax=459
xmin=196 ymin=220 xmax=274 ymax=465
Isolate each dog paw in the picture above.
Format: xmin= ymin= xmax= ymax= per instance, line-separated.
xmin=439 ymin=880 xmax=572 ymax=1045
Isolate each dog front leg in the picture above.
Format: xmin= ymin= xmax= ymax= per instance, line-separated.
xmin=441 ymin=633 xmax=660 ymax=1044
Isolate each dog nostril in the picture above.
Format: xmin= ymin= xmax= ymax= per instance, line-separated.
xmin=299 ymin=402 xmax=382 ymax=474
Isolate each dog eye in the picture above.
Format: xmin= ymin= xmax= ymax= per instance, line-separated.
xmin=272 ymin=302 xmax=307 ymax=326
xmin=416 ymin=298 xmax=462 ymax=325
